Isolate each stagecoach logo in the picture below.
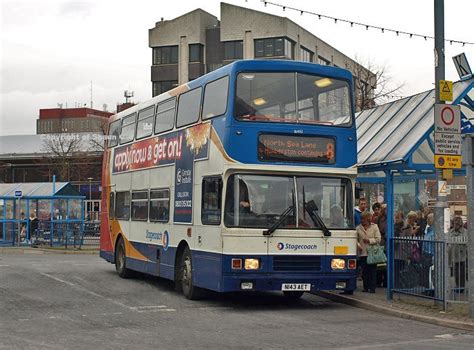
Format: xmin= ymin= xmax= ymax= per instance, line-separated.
xmin=145 ymin=229 xmax=169 ymax=251
xmin=277 ymin=242 xmax=317 ymax=251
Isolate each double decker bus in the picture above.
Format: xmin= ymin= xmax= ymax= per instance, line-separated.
xmin=100 ymin=60 xmax=358 ymax=299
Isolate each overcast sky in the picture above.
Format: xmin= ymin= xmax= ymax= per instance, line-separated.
xmin=1 ymin=0 xmax=473 ymax=136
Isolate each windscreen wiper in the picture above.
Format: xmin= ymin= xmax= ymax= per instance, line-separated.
xmin=304 ymin=200 xmax=331 ymax=237
xmin=264 ymin=205 xmax=294 ymax=236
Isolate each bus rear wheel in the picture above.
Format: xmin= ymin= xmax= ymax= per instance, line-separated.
xmin=115 ymin=237 xmax=133 ymax=278
xmin=179 ymin=247 xmax=201 ymax=300
xmin=283 ymin=291 xmax=304 ymax=300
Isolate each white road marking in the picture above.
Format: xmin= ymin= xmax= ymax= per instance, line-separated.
xmin=40 ymin=272 xmax=75 ymax=286
xmin=434 ymin=333 xmax=455 ymax=338
xmin=333 ymin=333 xmax=474 ymax=349
xmin=0 ymin=265 xmax=10 ymax=267
xmin=39 ymin=272 xmax=173 ymax=313
xmin=136 ymin=308 xmax=176 ymax=313
xmin=130 ymin=305 xmax=167 ymax=310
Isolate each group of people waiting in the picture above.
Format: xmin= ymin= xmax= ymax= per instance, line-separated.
xmin=355 ymin=197 xmax=469 ymax=294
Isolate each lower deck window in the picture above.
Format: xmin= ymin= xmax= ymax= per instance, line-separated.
xmin=149 ymin=189 xmax=170 ymax=222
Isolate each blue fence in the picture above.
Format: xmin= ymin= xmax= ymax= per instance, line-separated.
xmin=390 ymin=237 xmax=469 ymax=307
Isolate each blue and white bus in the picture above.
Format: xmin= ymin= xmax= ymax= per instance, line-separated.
xmin=100 ymin=60 xmax=358 ymax=299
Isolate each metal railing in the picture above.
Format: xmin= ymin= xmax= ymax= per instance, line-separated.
xmin=391 ymin=237 xmax=469 ymax=307
xmin=1 ymin=219 xmax=99 ymax=249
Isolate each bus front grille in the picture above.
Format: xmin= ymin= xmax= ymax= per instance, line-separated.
xmin=272 ymin=256 xmax=322 ymax=272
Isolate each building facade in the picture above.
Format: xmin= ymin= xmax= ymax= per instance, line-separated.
xmin=149 ymin=2 xmax=375 ymax=107
xmin=37 ymin=107 xmax=113 ymax=134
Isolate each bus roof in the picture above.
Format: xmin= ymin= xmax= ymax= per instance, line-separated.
xmin=112 ymin=60 xmax=353 ymax=121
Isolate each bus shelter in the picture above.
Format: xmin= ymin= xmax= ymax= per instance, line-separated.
xmin=355 ymin=77 xmax=473 ymax=299
xmin=0 ymin=182 xmax=85 ymax=247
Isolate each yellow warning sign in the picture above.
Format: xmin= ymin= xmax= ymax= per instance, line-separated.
xmin=434 ymin=154 xmax=461 ymax=169
xmin=439 ymin=80 xmax=453 ymax=101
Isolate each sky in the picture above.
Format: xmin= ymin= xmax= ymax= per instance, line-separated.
xmin=1 ymin=0 xmax=473 ymax=136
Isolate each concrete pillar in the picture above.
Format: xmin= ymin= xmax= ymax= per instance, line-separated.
xmin=179 ymin=36 xmax=188 ymax=84
xmin=296 ymin=35 xmax=300 ymax=61
xmin=244 ymin=30 xmax=253 ymax=59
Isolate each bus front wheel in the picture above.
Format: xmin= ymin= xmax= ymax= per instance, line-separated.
xmin=115 ymin=237 xmax=133 ymax=278
xmin=179 ymin=247 xmax=201 ymax=300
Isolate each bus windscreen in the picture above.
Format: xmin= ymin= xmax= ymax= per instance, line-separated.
xmin=235 ymin=72 xmax=352 ymax=126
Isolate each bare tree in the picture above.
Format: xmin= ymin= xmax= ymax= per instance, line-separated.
xmin=350 ymin=56 xmax=405 ymax=111
xmin=41 ymin=134 xmax=84 ymax=181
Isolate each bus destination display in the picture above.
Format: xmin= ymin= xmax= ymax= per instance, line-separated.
xmin=258 ymin=134 xmax=335 ymax=163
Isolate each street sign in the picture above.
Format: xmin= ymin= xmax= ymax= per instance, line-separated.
xmin=439 ymin=80 xmax=453 ymax=101
xmin=14 ymin=191 xmax=22 ymax=197
xmin=434 ymin=154 xmax=462 ymax=168
xmin=442 ymin=168 xmax=453 ymax=179
xmin=434 ymin=104 xmax=461 ymax=133
xmin=438 ymin=180 xmax=448 ymax=196
xmin=434 ymin=132 xmax=462 ymax=155
xmin=453 ymin=53 xmax=472 ymax=79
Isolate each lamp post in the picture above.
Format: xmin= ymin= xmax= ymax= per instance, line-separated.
xmin=87 ymin=177 xmax=93 ymax=222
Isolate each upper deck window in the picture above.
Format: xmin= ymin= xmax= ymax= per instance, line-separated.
xmin=154 ymin=98 xmax=176 ymax=134
xmin=235 ymin=72 xmax=352 ymax=126
xmin=202 ymin=76 xmax=229 ymax=120
xmin=176 ymin=87 xmax=202 ymax=128
xmin=119 ymin=113 xmax=137 ymax=144
xmin=136 ymin=105 xmax=155 ymax=140
xmin=108 ymin=119 xmax=121 ymax=148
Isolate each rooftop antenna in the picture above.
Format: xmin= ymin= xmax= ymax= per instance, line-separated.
xmin=90 ymin=81 xmax=93 ymax=109
xmin=124 ymin=90 xmax=134 ymax=104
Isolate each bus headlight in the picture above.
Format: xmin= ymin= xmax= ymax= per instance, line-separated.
xmin=244 ymin=258 xmax=260 ymax=270
xmin=331 ymin=258 xmax=345 ymax=270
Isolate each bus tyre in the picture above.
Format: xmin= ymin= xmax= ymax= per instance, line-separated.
xmin=283 ymin=291 xmax=304 ymax=300
xmin=115 ymin=237 xmax=133 ymax=278
xmin=180 ymin=247 xmax=201 ymax=300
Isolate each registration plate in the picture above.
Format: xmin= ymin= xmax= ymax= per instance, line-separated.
xmin=281 ymin=283 xmax=311 ymax=291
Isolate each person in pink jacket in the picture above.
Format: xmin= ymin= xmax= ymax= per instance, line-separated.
xmin=357 ymin=211 xmax=382 ymax=293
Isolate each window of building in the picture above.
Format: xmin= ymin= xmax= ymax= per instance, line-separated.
xmin=120 ymin=113 xmax=137 ymax=144
xmin=115 ymin=191 xmax=130 ymax=220
xmin=109 ymin=192 xmax=115 ymax=219
xmin=154 ymin=98 xmax=176 ymax=134
xmin=223 ymin=41 xmax=243 ymax=60
xmin=176 ymin=87 xmax=202 ymax=128
xmin=149 ymin=189 xmax=170 ymax=222
xmin=153 ymin=46 xmax=178 ymax=65
xmin=131 ymin=191 xmax=148 ymax=221
xmin=202 ymin=76 xmax=229 ymax=120
xmin=299 ymin=46 xmax=313 ymax=62
xmin=202 ymin=177 xmax=222 ymax=225
xmin=254 ymin=38 xmax=294 ymax=59
xmin=136 ymin=105 xmax=155 ymax=140
xmin=108 ymin=119 xmax=121 ymax=148
xmin=189 ymin=44 xmax=204 ymax=63
xmin=318 ymin=56 xmax=330 ymax=65
xmin=153 ymin=81 xmax=178 ymax=97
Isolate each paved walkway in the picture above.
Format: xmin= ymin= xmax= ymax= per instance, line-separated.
xmin=317 ymin=284 xmax=474 ymax=331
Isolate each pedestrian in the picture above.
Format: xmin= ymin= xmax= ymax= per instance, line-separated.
xmin=357 ymin=211 xmax=381 ymax=293
xmin=422 ymin=213 xmax=435 ymax=291
xmin=371 ymin=202 xmax=381 ymax=224
xmin=449 ymin=216 xmax=468 ymax=292
xmin=29 ymin=212 xmax=39 ymax=241
xmin=354 ymin=197 xmax=367 ymax=227
xmin=376 ymin=204 xmax=387 ymax=287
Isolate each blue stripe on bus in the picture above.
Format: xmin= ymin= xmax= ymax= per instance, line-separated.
xmin=118 ymin=244 xmax=356 ymax=293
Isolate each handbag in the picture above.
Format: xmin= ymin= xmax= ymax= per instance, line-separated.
xmin=367 ymin=244 xmax=387 ymax=265
xmin=411 ymin=242 xmax=421 ymax=263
